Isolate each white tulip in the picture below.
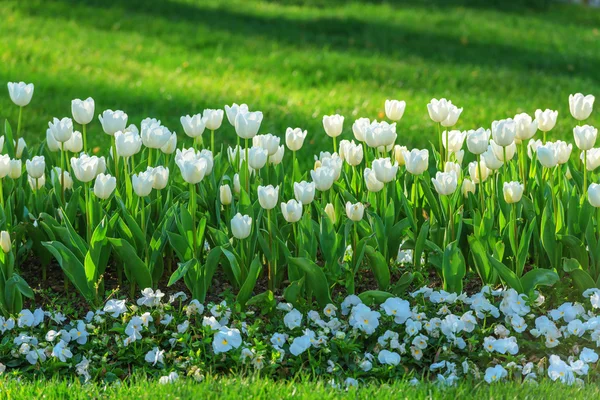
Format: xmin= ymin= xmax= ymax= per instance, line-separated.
xmin=64 ymin=131 xmax=83 ymax=153
xmin=491 ymin=119 xmax=516 ymax=147
xmin=141 ymin=122 xmax=171 ymax=149
xmin=71 ymin=97 xmax=95 ymax=125
xmin=233 ymin=174 xmax=241 ymax=194
xmin=503 ymin=181 xmax=524 ymax=204
xmin=46 ymin=128 xmax=60 ymax=152
xmin=402 ymin=149 xmax=429 ymax=175
xmin=440 ymin=104 xmax=463 ymax=127
xmin=466 ymin=128 xmax=491 ymax=155
xmin=227 ymin=145 xmax=245 ymax=168
xmin=442 ymin=130 xmax=466 ymax=153
xmin=51 ymin=167 xmax=73 ymax=190
xmin=115 ymin=131 xmax=142 ymax=158
xmin=203 ymin=109 xmax=224 ymax=131
xmin=220 ymin=185 xmax=233 ymax=205
xmin=93 ymin=173 xmax=117 ymax=200
xmin=461 ymin=178 xmax=476 ymax=198
xmin=573 ymin=125 xmax=598 ymax=151
xmin=235 ymin=111 xmax=262 ymax=139
xmin=132 ymin=171 xmax=154 ymax=197
xmin=310 ymin=166 xmax=336 ymax=191
xmin=325 ymin=203 xmax=336 ymax=223
xmin=364 ymin=167 xmax=384 ymax=192
xmin=393 ymin=145 xmax=408 ymax=166
xmin=569 ymin=93 xmax=594 ymax=121
xmin=527 ymin=139 xmax=543 ymax=159
xmin=98 ymin=110 xmax=128 ymax=136
xmin=431 ymin=171 xmax=458 ymax=195
xmin=160 ymin=132 xmax=177 ymax=154
xmin=372 ymin=157 xmax=398 ymax=183
xmin=294 ymin=181 xmax=316 ymax=205
xmin=0 ymin=155 xmax=9 ymax=178
xmin=364 ymin=121 xmax=397 ymax=149
xmin=490 ymin=140 xmax=516 ymax=162
xmin=176 ymin=156 xmax=207 ymax=184
xmin=15 ymin=138 xmax=26 ymax=159
xmin=48 ymin=117 xmax=73 ymax=143
xmin=285 ymin=127 xmax=307 ymax=151
xmin=281 ymin=199 xmax=303 ymax=223
xmin=482 ymin=145 xmax=504 ymax=170
xmin=257 ymin=185 xmax=279 ymax=210
xmin=580 ymin=149 xmax=600 ymax=171
xmin=269 ymin=145 xmax=285 ymax=165
xmin=352 ymin=118 xmax=370 ymax=142
xmin=468 ymin=160 xmax=490 ymax=183
xmin=514 ymin=113 xmax=537 ymax=141
xmin=151 ymin=166 xmax=169 ymax=190
xmin=248 ymin=146 xmax=268 ymax=170
xmin=345 ymin=202 xmax=364 ymax=222
xmin=225 ymin=103 xmax=249 ymax=126
xmin=180 ymin=114 xmax=206 ymax=138
xmin=8 ymin=159 xmax=22 ymax=179
xmin=444 ymin=161 xmax=461 ymax=177
xmin=26 ymin=156 xmax=45 ymax=179
xmin=588 ymin=183 xmax=600 ymax=207
xmin=344 ymin=141 xmax=363 ymax=166
xmin=231 ymin=213 xmax=252 ymax=239
xmin=323 ymin=114 xmax=344 ymax=138
xmin=253 ymin=134 xmax=280 ymax=156
xmin=427 ymin=98 xmax=450 ymax=123
xmin=555 ymin=141 xmax=572 ymax=165
xmin=28 ymin=174 xmax=45 ymax=190
xmin=0 ymin=231 xmax=11 ymax=253
xmin=7 ymin=82 xmax=34 ymax=107
xmin=384 ymin=100 xmax=406 ymax=121
xmin=535 ymin=109 xmax=558 ymax=132
xmin=536 ymin=142 xmax=559 ymax=168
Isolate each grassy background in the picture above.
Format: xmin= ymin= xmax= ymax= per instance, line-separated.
xmin=2 ymin=376 xmax=600 ymax=399
xmin=0 ymin=0 xmax=599 ymax=165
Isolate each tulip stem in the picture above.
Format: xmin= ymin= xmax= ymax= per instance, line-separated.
xmin=477 ymin=155 xmax=484 ymax=213
xmin=333 ymin=136 xmax=337 ymax=154
xmin=362 ymin=142 xmax=369 ymax=167
xmin=267 ymin=208 xmax=275 ymax=291
xmin=503 ymin=146 xmax=508 ymax=181
xmin=584 ymin=150 xmax=588 ymax=199
xmin=438 ymin=122 xmax=443 ymax=170
xmin=520 ymin=141 xmax=527 ymax=193
xmin=244 ymin=138 xmax=249 ymax=194
xmin=292 ymin=150 xmax=297 ymax=181
xmin=211 ymin=130 xmax=215 ymax=155
xmin=15 ymin=106 xmax=23 ymax=157
xmin=60 ymin=143 xmax=66 ymax=205
xmin=148 ymin=148 xmax=153 ymax=168
xmin=444 ymin=127 xmax=449 ymax=166
xmin=236 ymin=136 xmax=241 ymax=173
xmin=513 ymin=203 xmax=518 ymax=272
xmin=0 ymin=180 xmax=3 ymax=209
xmin=84 ymin=182 xmax=91 ymax=242
xmin=189 ymin=183 xmax=197 ymax=256
xmin=82 ymin=124 xmax=87 ymax=154
xmin=112 ymin=137 xmax=118 ymax=182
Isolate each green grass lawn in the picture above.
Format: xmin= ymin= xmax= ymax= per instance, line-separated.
xmin=1 ymin=376 xmax=598 ymax=400
xmin=1 ymin=0 xmax=600 ymax=166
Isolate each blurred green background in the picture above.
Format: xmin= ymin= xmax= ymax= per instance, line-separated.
xmin=1 ymin=0 xmax=599 ymax=163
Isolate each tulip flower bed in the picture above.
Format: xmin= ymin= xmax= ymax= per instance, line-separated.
xmin=1 ymin=81 xmax=600 ymax=389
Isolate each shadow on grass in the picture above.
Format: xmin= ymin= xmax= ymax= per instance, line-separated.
xmin=22 ymin=0 xmax=600 ymax=84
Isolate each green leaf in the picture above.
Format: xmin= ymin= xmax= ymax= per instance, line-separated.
xmin=108 ymin=238 xmax=153 ymax=290
xmin=6 ymin=275 xmax=33 ymax=299
xmin=4 ymin=120 xmax=15 ymax=158
xmin=488 ymin=254 xmax=524 ymax=293
xmin=467 ymin=235 xmax=493 ymax=284
xmin=42 ymin=241 xmax=95 ymax=303
xmin=236 ymin=256 xmax=262 ymax=308
xmin=521 ymin=268 xmax=559 ymax=295
xmin=442 ymin=243 xmax=465 ymax=294
xmin=283 ymin=277 xmax=305 ymax=306
xmin=289 ymin=257 xmax=332 ymax=307
xmin=540 ymin=205 xmax=558 ymax=269
xmin=563 ymin=258 xmax=596 ymax=293
xmin=364 ymin=245 xmax=390 ymax=290
xmin=414 ymin=220 xmax=430 ymax=266
xmin=358 ymin=290 xmax=394 ymax=306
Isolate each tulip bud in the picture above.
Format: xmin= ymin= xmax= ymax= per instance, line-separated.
xmin=392 ymin=145 xmax=407 ymax=166
xmin=115 ymin=131 xmax=143 ymax=158
xmin=503 ymin=181 xmax=524 ymax=204
xmin=8 ymin=159 xmax=22 ymax=179
xmin=462 ymin=178 xmax=476 ymax=198
xmin=231 ymin=213 xmax=252 ymax=239
xmin=151 ymin=166 xmax=169 ymax=190
xmin=352 ymin=118 xmax=370 ymax=142
xmin=323 ymin=115 xmax=344 ymax=138
xmin=15 ymin=138 xmax=26 ymax=159
xmin=28 ymin=174 xmax=45 ymax=190
xmin=444 ymin=161 xmax=461 ymax=177
xmin=364 ymin=167 xmax=384 ymax=192
xmin=573 ymin=125 xmax=598 ymax=151
xmin=132 ymin=171 xmax=154 ymax=197
xmin=233 ymin=174 xmax=241 ymax=194
xmin=0 ymin=155 xmax=9 ymax=178
xmin=285 ymin=127 xmax=307 ymax=151
xmin=26 ymin=156 xmax=45 ymax=179
xmin=48 ymin=117 xmax=73 ymax=143
xmin=402 ymin=149 xmax=429 ymax=175
xmin=527 ymin=139 xmax=542 ymax=159
xmin=581 ymin=148 xmax=600 ymax=171
xmin=281 ymin=199 xmax=303 ymax=223
xmin=220 ymin=185 xmax=233 ymax=205
xmin=64 ymin=131 xmax=83 ymax=153
xmin=431 ymin=171 xmax=458 ymax=196
xmin=94 ymin=173 xmax=117 ymax=200
xmin=257 ymin=185 xmax=279 ymax=210
xmin=204 ymin=109 xmax=224 ymax=131
xmin=535 ymin=109 xmax=558 ymax=132
xmin=345 ymin=201 xmax=364 ymax=222
xmin=99 ymin=110 xmax=128 ymax=136
xmin=71 ymin=97 xmax=95 ymax=125
xmin=442 ymin=130 xmax=466 ymax=153
xmin=427 ymin=98 xmax=450 ymax=123
xmin=294 ymin=181 xmax=316 ymax=205
xmin=468 ymin=160 xmax=490 ymax=184
xmin=310 ymin=166 xmax=336 ymax=191
xmin=268 ymin=145 xmax=285 ymax=165
xmin=372 ymin=157 xmax=398 ymax=183
xmin=324 ymin=203 xmax=336 ymax=223
xmin=180 ymin=114 xmax=207 ymax=138
xmin=7 ymin=82 xmax=34 ymax=107
xmin=466 ymin=128 xmax=491 ymax=155
xmin=0 ymin=231 xmax=10 ymax=253
xmin=588 ymin=183 xmax=600 ymax=207
xmin=384 ymin=100 xmax=406 ymax=121
xmin=46 ymin=128 xmax=60 ymax=152
xmin=248 ymin=146 xmax=268 ymax=170
xmin=235 ymin=111 xmax=262 ymax=139
xmin=225 ymin=103 xmax=249 ymax=126
xmin=253 ymin=134 xmax=280 ymax=156
xmin=514 ymin=113 xmax=537 ymax=141
xmin=51 ymin=167 xmax=73 ymax=190
xmin=440 ymin=104 xmax=463 ymax=127
xmin=570 ymin=93 xmax=594 ymax=121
